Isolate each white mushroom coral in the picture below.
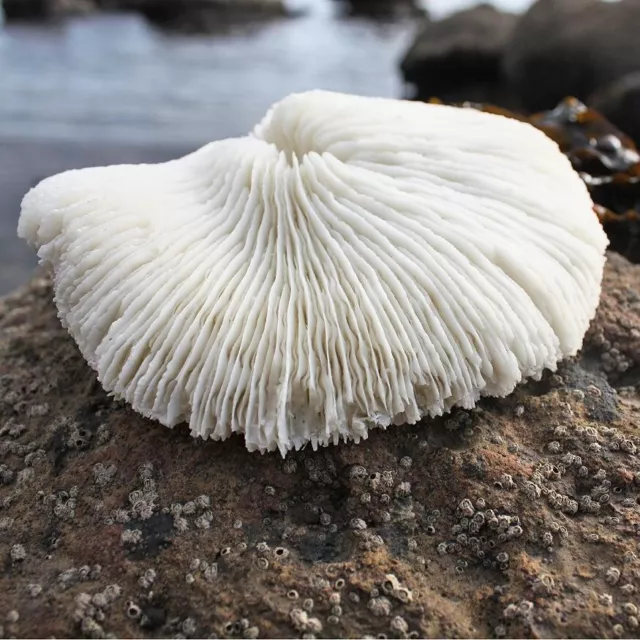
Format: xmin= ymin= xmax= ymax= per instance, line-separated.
xmin=18 ymin=90 xmax=608 ymax=455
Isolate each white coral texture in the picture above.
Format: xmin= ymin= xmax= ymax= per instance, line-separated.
xmin=18 ymin=90 xmax=608 ymax=454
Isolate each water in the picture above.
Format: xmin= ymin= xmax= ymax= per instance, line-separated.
xmin=0 ymin=0 xmax=535 ymax=146
xmin=0 ymin=0 xmax=534 ymax=293
xmin=0 ymin=6 xmax=404 ymax=146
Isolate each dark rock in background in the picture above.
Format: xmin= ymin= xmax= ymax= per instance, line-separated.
xmin=2 ymin=0 xmax=289 ymax=29
xmin=401 ymin=0 xmax=640 ymax=149
xmin=590 ymin=73 xmax=640 ymax=150
xmin=400 ymin=4 xmax=518 ymax=105
xmin=333 ymin=0 xmax=424 ymax=19
xmin=102 ymin=0 xmax=288 ymax=32
xmin=2 ymin=0 xmax=95 ymax=20
xmin=2 ymin=0 xmax=49 ymax=19
xmin=503 ymin=0 xmax=640 ymax=113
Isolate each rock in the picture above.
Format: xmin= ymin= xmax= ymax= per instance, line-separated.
xmin=2 ymin=0 xmax=49 ymax=19
xmin=590 ymin=72 xmax=640 ymax=147
xmin=400 ymin=4 xmax=518 ymax=105
xmin=334 ymin=0 xmax=423 ymax=19
xmin=2 ymin=0 xmax=95 ymax=20
xmin=504 ymin=0 xmax=640 ymax=113
xmin=2 ymin=253 xmax=640 ymax=637
xmin=2 ymin=0 xmax=287 ymax=26
xmin=102 ymin=0 xmax=288 ymax=32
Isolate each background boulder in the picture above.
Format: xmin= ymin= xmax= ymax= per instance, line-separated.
xmin=2 ymin=0 xmax=288 ymax=29
xmin=334 ymin=0 xmax=423 ymax=19
xmin=2 ymin=0 xmax=95 ymax=20
xmin=99 ymin=0 xmax=287 ymax=31
xmin=504 ymin=0 xmax=640 ymax=113
xmin=400 ymin=4 xmax=519 ymax=106
xmin=401 ymin=0 xmax=640 ymax=145
xmin=590 ymin=72 xmax=640 ymax=149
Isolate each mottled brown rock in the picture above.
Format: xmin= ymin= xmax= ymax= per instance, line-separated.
xmin=400 ymin=4 xmax=518 ymax=105
xmin=2 ymin=255 xmax=640 ymax=638
xmin=504 ymin=0 xmax=640 ymax=113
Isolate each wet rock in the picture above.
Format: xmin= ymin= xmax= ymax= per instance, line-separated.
xmin=529 ymin=98 xmax=640 ymax=263
xmin=461 ymin=98 xmax=640 ymax=263
xmin=504 ymin=0 xmax=640 ymax=113
xmin=103 ymin=0 xmax=288 ymax=32
xmin=2 ymin=0 xmax=95 ymax=20
xmin=590 ymin=72 xmax=640 ymax=148
xmin=2 ymin=0 xmax=287 ymax=25
xmin=528 ymin=98 xmax=640 ymax=175
xmin=333 ymin=0 xmax=423 ymax=19
xmin=401 ymin=4 xmax=518 ymax=105
xmin=3 ymin=253 xmax=640 ymax=637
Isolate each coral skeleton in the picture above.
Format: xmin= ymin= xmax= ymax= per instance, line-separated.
xmin=18 ymin=90 xmax=608 ymax=454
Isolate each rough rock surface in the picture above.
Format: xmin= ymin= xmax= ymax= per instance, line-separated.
xmin=504 ymin=0 xmax=640 ymax=114
xmin=2 ymin=254 xmax=640 ymax=638
xmin=400 ymin=4 xmax=518 ymax=105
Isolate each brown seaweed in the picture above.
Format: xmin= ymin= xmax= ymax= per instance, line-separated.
xmin=450 ymin=97 xmax=640 ymax=263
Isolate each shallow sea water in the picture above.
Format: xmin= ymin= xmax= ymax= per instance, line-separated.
xmin=0 ymin=0 xmax=534 ymax=292
xmin=0 ymin=0 xmax=536 ymax=145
